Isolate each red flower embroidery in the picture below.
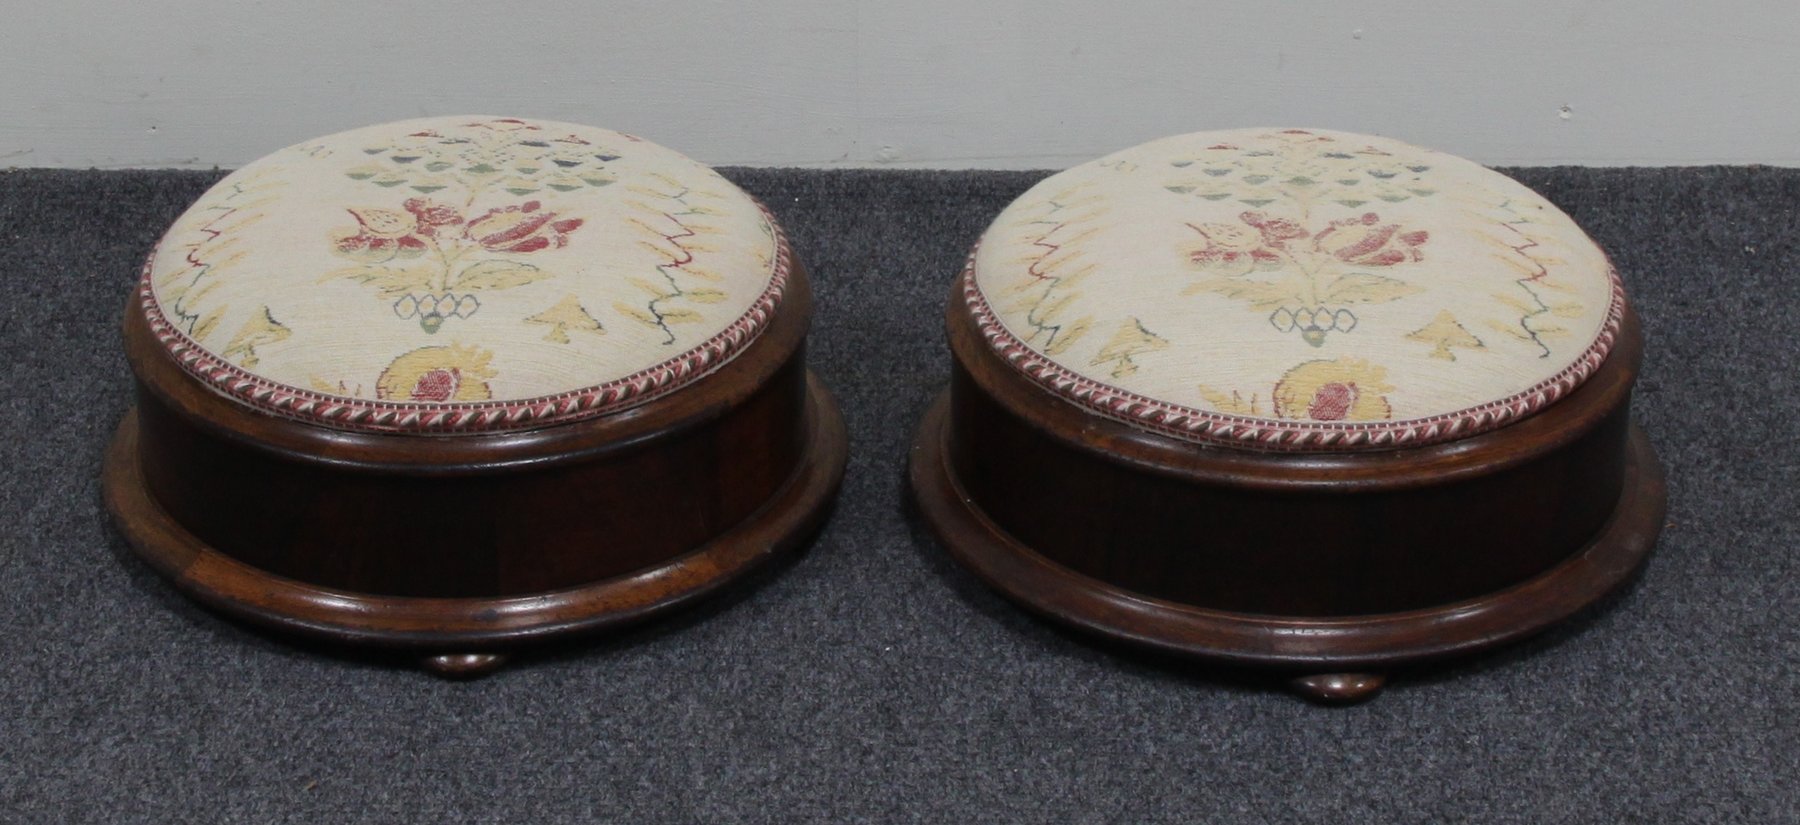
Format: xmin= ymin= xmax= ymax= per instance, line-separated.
xmin=375 ymin=344 xmax=495 ymax=400
xmin=464 ymin=200 xmax=584 ymax=253
xmin=333 ymin=206 xmax=428 ymax=263
xmin=1312 ymin=212 xmax=1428 ymax=267
xmin=403 ymin=198 xmax=464 ymax=237
xmin=1241 ymin=211 xmax=1309 ymax=246
xmin=334 ymin=233 xmax=426 ymax=262
xmin=410 ymin=368 xmax=461 ymax=401
xmin=1272 ymin=358 xmax=1394 ymax=422
xmin=1187 ymin=211 xmax=1309 ymax=268
xmin=1307 ymin=382 xmax=1357 ymax=420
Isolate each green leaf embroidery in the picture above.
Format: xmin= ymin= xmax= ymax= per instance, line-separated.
xmin=452 ymin=260 xmax=548 ymax=291
xmin=1320 ymin=273 xmax=1423 ymax=305
xmin=323 ymin=264 xmax=436 ymax=299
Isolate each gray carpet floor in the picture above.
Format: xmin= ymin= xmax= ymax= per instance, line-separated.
xmin=0 ymin=166 xmax=1794 ymax=823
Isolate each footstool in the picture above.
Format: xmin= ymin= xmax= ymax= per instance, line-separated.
xmin=105 ymin=116 xmax=847 ymax=675
xmin=910 ymin=128 xmax=1665 ymax=703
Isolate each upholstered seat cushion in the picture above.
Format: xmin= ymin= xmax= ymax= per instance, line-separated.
xmin=143 ymin=116 xmax=789 ymax=433
xmin=968 ymin=128 xmax=1622 ymax=450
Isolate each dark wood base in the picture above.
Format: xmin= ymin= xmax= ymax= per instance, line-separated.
xmin=909 ymin=389 xmax=1666 ymax=703
xmin=105 ymin=373 xmax=846 ymax=675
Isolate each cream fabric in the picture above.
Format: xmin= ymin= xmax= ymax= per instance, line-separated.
xmin=970 ymin=128 xmax=1619 ymax=446
xmin=147 ymin=116 xmax=779 ymax=416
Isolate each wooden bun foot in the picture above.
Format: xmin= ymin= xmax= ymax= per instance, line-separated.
xmin=1290 ymin=672 xmax=1387 ymax=705
xmin=421 ymin=653 xmax=509 ymax=679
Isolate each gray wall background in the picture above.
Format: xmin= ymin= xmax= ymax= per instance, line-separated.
xmin=4 ymin=1 xmax=1797 ymax=169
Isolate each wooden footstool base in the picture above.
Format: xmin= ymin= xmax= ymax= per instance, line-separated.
xmin=105 ymin=376 xmax=845 ymax=676
xmin=910 ymin=390 xmax=1664 ymax=704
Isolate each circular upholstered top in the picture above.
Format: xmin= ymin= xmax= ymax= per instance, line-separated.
xmin=141 ymin=116 xmax=789 ymax=433
xmin=968 ymin=128 xmax=1623 ymax=451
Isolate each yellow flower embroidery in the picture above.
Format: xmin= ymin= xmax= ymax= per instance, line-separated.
xmin=376 ymin=344 xmax=497 ymax=402
xmin=1273 ymin=358 xmax=1395 ymax=422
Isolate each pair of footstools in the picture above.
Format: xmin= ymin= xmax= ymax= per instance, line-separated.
xmin=104 ymin=117 xmax=1664 ymax=703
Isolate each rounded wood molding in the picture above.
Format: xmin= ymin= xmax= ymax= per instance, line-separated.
xmin=105 ymin=372 xmax=846 ymax=656
xmin=909 ymin=388 xmax=1665 ymax=675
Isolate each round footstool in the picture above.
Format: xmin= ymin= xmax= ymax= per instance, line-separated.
xmin=105 ymin=116 xmax=847 ymax=675
xmin=909 ymin=128 xmax=1665 ymax=703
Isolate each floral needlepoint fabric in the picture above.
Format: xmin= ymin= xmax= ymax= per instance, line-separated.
xmin=969 ymin=128 xmax=1623 ymax=451
xmin=142 ymin=117 xmax=790 ymax=433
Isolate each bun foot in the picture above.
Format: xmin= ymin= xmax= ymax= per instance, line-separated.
xmin=421 ymin=652 xmax=508 ymax=679
xmin=1290 ymin=672 xmax=1386 ymax=705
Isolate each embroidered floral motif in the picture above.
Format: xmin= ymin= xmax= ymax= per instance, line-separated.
xmin=376 ymin=344 xmax=497 ymax=402
xmin=465 ymin=201 xmax=584 ymax=253
xmin=1186 ymin=212 xmax=1304 ymax=268
xmin=326 ymin=197 xmax=581 ymax=332
xmin=1313 ymin=213 xmax=1428 ymax=267
xmin=141 ymin=117 xmax=788 ymax=433
xmin=1199 ymin=358 xmax=1396 ymax=423
xmin=1272 ymin=358 xmax=1395 ymax=421
xmin=405 ymin=198 xmax=466 ymax=234
xmin=1161 ymin=130 xmax=1454 ymax=347
xmin=967 ymin=127 xmax=1624 ymax=451
xmin=334 ymin=206 xmax=430 ymax=263
xmin=317 ymin=118 xmax=622 ymax=335
xmin=1183 ymin=210 xmax=1428 ymax=347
